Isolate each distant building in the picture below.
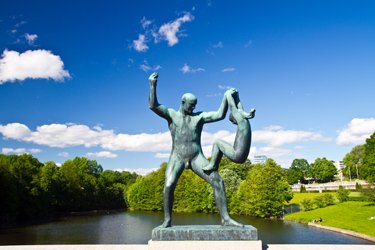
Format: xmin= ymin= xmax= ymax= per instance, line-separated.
xmin=253 ymin=155 xmax=268 ymax=164
xmin=331 ymin=160 xmax=346 ymax=181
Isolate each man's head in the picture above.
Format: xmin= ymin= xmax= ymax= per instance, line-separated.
xmin=181 ymin=93 xmax=197 ymax=115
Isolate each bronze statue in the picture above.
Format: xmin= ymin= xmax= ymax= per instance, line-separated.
xmin=148 ymin=72 xmax=254 ymax=228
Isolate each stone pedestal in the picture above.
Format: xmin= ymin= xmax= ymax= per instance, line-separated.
xmin=152 ymin=225 xmax=258 ymax=241
xmin=148 ymin=240 xmax=262 ymax=250
xmin=149 ymin=225 xmax=261 ymax=250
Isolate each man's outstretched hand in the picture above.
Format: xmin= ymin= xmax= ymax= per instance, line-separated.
xmin=149 ymin=72 xmax=158 ymax=86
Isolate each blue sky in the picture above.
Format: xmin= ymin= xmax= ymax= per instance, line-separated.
xmin=1 ymin=0 xmax=375 ymax=174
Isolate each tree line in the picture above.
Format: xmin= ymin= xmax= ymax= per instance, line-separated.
xmin=0 ymin=154 xmax=138 ymax=225
xmin=126 ymin=158 xmax=293 ymax=218
xmin=1 ymin=131 xmax=374 ymax=224
xmin=285 ymin=131 xmax=375 ymax=184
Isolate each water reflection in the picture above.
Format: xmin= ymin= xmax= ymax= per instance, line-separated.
xmin=0 ymin=210 xmax=372 ymax=245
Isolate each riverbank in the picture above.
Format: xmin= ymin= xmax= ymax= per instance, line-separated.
xmin=284 ymin=201 xmax=375 ymax=242
xmin=308 ymin=223 xmax=375 ymax=243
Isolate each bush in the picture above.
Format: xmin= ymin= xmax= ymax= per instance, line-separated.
xmin=300 ymin=199 xmax=314 ymax=211
xmin=348 ymin=196 xmax=370 ymax=202
xmin=300 ymin=185 xmax=307 ymax=193
xmin=336 ymin=186 xmax=350 ymax=202
xmin=322 ymin=193 xmax=335 ymax=206
xmin=313 ymin=196 xmax=326 ymax=208
xmin=361 ymin=185 xmax=375 ymax=204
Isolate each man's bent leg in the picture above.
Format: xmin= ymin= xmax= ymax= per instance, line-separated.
xmin=162 ymin=156 xmax=184 ymax=228
xmin=192 ymin=154 xmax=243 ymax=227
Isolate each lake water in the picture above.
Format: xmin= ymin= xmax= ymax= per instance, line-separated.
xmin=0 ymin=210 xmax=372 ymax=245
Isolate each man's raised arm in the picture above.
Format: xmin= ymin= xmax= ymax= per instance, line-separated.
xmin=201 ymin=89 xmax=234 ymax=123
xmin=148 ymin=72 xmax=172 ymax=122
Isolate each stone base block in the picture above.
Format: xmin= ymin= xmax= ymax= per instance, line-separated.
xmin=152 ymin=225 xmax=258 ymax=241
xmin=148 ymin=239 xmax=262 ymax=250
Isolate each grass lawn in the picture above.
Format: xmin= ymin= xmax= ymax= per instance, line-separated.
xmin=288 ymin=192 xmax=334 ymax=205
xmin=284 ymin=201 xmax=375 ymax=237
xmin=287 ymin=191 xmax=362 ymax=205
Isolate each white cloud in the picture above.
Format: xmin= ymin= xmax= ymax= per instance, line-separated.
xmin=212 ymin=41 xmax=223 ymax=48
xmin=154 ymin=152 xmax=170 ymax=159
xmin=0 ymin=49 xmax=70 ymax=84
xmin=102 ymin=132 xmax=172 ymax=152
xmin=158 ymin=12 xmax=194 ymax=46
xmin=86 ymin=151 xmax=118 ymax=158
xmin=141 ymin=17 xmax=152 ymax=29
xmin=140 ymin=63 xmax=151 ymax=72
xmin=0 ymin=122 xmax=172 ymax=152
xmin=218 ymin=84 xmax=233 ymax=90
xmin=154 ymin=65 xmax=162 ymax=71
xmin=2 ymin=147 xmax=41 ymax=155
xmin=139 ymin=60 xmax=161 ymax=72
xmin=222 ymin=67 xmax=235 ymax=73
xmin=0 ymin=123 xmax=31 ymax=139
xmin=25 ymin=33 xmax=38 ymax=45
xmin=0 ymin=123 xmax=111 ymax=148
xmin=254 ymin=146 xmax=292 ymax=158
xmin=133 ymin=34 xmax=149 ymax=52
xmin=336 ymin=118 xmax=375 ymax=146
xmin=253 ymin=126 xmax=330 ymax=147
xmin=244 ymin=40 xmax=253 ymax=48
xmin=58 ymin=152 xmax=69 ymax=157
xmin=0 ymin=122 xmax=329 ymax=170
xmin=180 ymin=63 xmax=205 ymax=74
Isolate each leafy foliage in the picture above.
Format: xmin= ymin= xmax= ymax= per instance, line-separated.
xmin=313 ymin=194 xmax=334 ymax=208
xmin=336 ymin=185 xmax=350 ymax=202
xmin=300 ymin=199 xmax=314 ymax=211
xmin=0 ymin=154 xmax=138 ymax=224
xmin=322 ymin=193 xmax=335 ymax=206
xmin=309 ymin=157 xmax=337 ymax=183
xmin=360 ymin=184 xmax=375 ymax=204
xmin=343 ymin=145 xmax=364 ymax=179
xmin=126 ymin=163 xmax=165 ymax=211
xmin=361 ymin=132 xmax=375 ymax=182
xmin=286 ymin=159 xmax=310 ymax=184
xmin=230 ymin=159 xmax=293 ymax=218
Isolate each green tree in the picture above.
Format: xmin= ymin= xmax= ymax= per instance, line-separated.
xmin=343 ymin=145 xmax=364 ymax=179
xmin=98 ymin=170 xmax=138 ymax=209
xmin=286 ymin=159 xmax=310 ymax=184
xmin=361 ymin=184 xmax=375 ymax=204
xmin=218 ymin=156 xmax=252 ymax=180
xmin=300 ymin=199 xmax=314 ymax=211
xmin=126 ymin=163 xmax=165 ymax=211
xmin=0 ymin=154 xmax=43 ymax=221
xmin=31 ymin=161 xmax=62 ymax=215
xmin=309 ymin=157 xmax=337 ymax=183
xmin=322 ymin=193 xmax=335 ymax=206
xmin=174 ymin=169 xmax=214 ymax=213
xmin=336 ymin=185 xmax=350 ymax=202
xmin=231 ymin=159 xmax=293 ymax=218
xmin=59 ymin=157 xmax=103 ymax=211
xmin=361 ymin=132 xmax=375 ymax=182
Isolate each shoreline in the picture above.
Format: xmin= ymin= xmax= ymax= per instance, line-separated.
xmin=306 ymin=222 xmax=375 ymax=243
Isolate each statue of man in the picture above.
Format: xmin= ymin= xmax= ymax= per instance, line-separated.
xmin=148 ymin=72 xmax=242 ymax=228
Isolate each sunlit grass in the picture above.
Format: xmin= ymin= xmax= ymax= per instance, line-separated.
xmin=285 ymin=201 xmax=375 ymax=237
